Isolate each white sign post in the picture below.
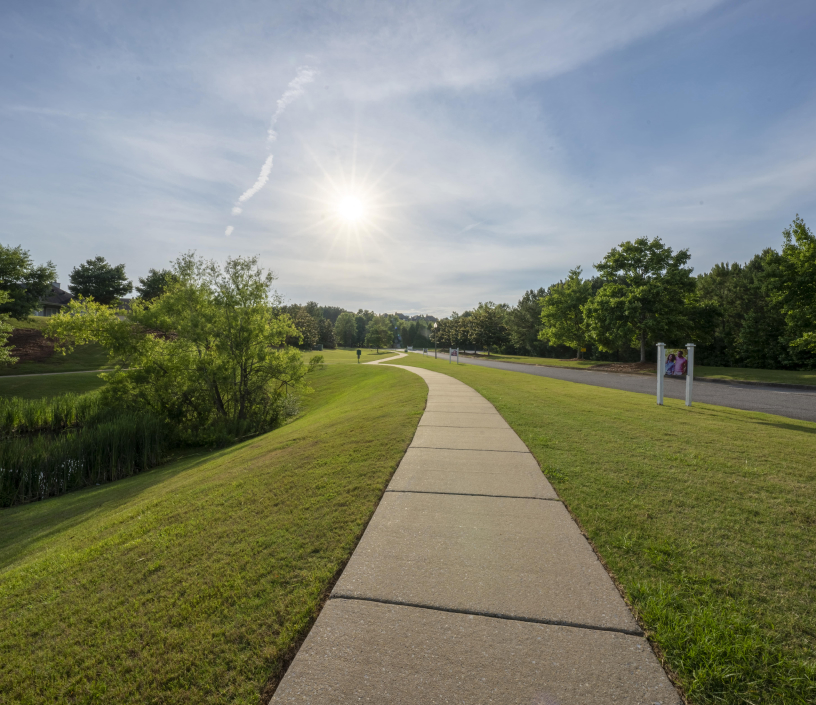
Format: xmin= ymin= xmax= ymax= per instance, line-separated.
xmin=685 ymin=343 xmax=695 ymax=406
xmin=656 ymin=342 xmax=665 ymax=405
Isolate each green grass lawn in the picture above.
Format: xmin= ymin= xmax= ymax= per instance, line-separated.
xmin=695 ymin=365 xmax=816 ymax=386
xmin=0 ymin=317 xmax=112 ymax=377
xmin=307 ymin=348 xmax=402 ymax=365
xmin=458 ymin=350 xmax=816 ymax=386
xmin=0 ymin=343 xmax=111 ymax=377
xmin=0 ymin=370 xmax=107 ymax=399
xmin=386 ymin=354 xmax=816 ymax=705
xmin=0 ymin=363 xmax=426 ymax=704
xmin=8 ymin=316 xmax=49 ymax=331
xmin=459 ymin=351 xmax=609 ymax=369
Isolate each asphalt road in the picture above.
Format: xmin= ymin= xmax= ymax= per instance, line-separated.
xmin=444 ymin=355 xmax=816 ymax=424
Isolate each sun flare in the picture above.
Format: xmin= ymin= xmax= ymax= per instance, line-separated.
xmin=337 ymin=195 xmax=366 ymax=223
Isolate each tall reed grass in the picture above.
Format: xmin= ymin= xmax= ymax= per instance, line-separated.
xmin=0 ymin=392 xmax=103 ymax=436
xmin=0 ymin=413 xmax=168 ymax=507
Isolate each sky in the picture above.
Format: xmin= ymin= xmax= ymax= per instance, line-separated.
xmin=2 ymin=0 xmax=816 ymax=316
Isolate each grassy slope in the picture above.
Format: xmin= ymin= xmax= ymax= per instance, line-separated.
xmin=0 ymin=371 xmax=106 ymax=399
xmin=387 ymin=355 xmax=816 ymax=704
xmin=0 ymin=363 xmax=426 ymax=704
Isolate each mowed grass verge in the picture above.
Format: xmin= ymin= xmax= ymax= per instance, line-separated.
xmin=387 ymin=355 xmax=816 ymax=704
xmin=0 ymin=371 xmax=107 ymax=399
xmin=459 ymin=350 xmax=816 ymax=386
xmin=459 ymin=351 xmax=608 ymax=369
xmin=695 ymin=365 xmax=816 ymax=386
xmin=0 ymin=363 xmax=426 ymax=704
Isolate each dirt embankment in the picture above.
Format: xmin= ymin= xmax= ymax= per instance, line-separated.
xmin=7 ymin=328 xmax=55 ymax=363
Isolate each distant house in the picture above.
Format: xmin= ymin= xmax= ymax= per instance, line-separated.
xmin=34 ymin=283 xmax=72 ymax=317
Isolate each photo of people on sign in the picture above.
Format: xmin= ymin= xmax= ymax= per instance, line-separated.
xmin=665 ymin=350 xmax=688 ymax=376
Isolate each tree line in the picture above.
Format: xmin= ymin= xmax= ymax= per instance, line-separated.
xmin=2 ymin=214 xmax=814 ymax=371
xmin=431 ymin=216 xmax=816 ymax=369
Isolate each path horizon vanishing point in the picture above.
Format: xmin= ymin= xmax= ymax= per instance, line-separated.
xmin=270 ymin=353 xmax=682 ymax=704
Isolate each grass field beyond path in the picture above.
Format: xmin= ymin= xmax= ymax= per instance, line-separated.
xmin=0 ymin=371 xmax=106 ymax=399
xmin=458 ymin=351 xmax=816 ymax=385
xmin=0 ymin=363 xmax=426 ymax=704
xmin=387 ymin=355 xmax=816 ymax=705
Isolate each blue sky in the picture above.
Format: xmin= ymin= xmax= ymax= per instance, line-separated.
xmin=2 ymin=0 xmax=815 ymax=315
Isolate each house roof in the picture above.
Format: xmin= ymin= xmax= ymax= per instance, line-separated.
xmin=41 ymin=284 xmax=73 ymax=308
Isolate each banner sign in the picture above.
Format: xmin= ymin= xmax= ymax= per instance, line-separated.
xmin=665 ymin=349 xmax=688 ymax=376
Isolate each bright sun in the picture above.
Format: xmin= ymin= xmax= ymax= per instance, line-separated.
xmin=337 ymin=195 xmax=366 ymax=223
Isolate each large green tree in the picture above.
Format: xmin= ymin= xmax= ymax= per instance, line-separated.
xmin=47 ymin=254 xmax=307 ymax=440
xmin=539 ymin=268 xmax=593 ymax=359
xmin=0 ymin=291 xmax=17 ymax=366
xmin=317 ymin=317 xmax=336 ymax=348
xmin=0 ymin=244 xmax=57 ymax=319
xmin=69 ymin=256 xmax=132 ymax=305
xmin=365 ymin=315 xmax=394 ymax=352
xmin=287 ymin=306 xmax=319 ymax=349
xmin=470 ymin=302 xmax=509 ymax=356
xmin=584 ymin=238 xmax=696 ymax=362
xmin=136 ymin=268 xmax=179 ymax=301
xmin=321 ymin=305 xmax=346 ymax=325
xmin=334 ymin=311 xmax=358 ymax=347
xmin=776 ymin=216 xmax=816 ymax=356
xmin=507 ymin=288 xmax=547 ymax=356
xmin=695 ymin=254 xmax=787 ymax=368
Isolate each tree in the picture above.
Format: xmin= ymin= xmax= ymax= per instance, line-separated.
xmin=365 ymin=315 xmax=394 ymax=352
xmin=508 ymin=288 xmax=547 ymax=356
xmin=539 ymin=269 xmax=592 ymax=359
xmin=695 ymin=254 xmax=787 ymax=368
xmin=321 ymin=306 xmax=346 ymax=325
xmin=136 ymin=268 xmax=179 ymax=301
xmin=583 ymin=238 xmax=695 ymax=363
xmin=355 ymin=310 xmax=375 ymax=346
xmin=0 ymin=244 xmax=57 ymax=319
xmin=470 ymin=302 xmax=509 ymax=356
xmin=287 ymin=307 xmax=319 ymax=349
xmin=0 ymin=291 xmax=17 ymax=366
xmin=317 ymin=317 xmax=336 ymax=348
xmin=776 ymin=216 xmax=816 ymax=356
xmin=334 ymin=311 xmax=358 ymax=347
xmin=46 ymin=254 xmax=307 ymax=440
xmin=69 ymin=256 xmax=132 ymax=305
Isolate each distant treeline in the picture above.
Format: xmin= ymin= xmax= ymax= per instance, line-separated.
xmin=302 ymin=216 xmax=815 ymax=370
xmin=428 ymin=216 xmax=816 ymax=369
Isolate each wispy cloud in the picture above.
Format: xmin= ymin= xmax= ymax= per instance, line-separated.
xmin=267 ymin=67 xmax=318 ymax=144
xmin=225 ymin=66 xmax=316 ymax=234
xmin=233 ymin=154 xmax=273 ymax=213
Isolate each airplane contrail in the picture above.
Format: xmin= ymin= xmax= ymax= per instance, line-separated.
xmin=225 ymin=66 xmax=316 ymax=234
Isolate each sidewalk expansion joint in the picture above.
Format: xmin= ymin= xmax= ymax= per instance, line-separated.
xmin=385 ymin=489 xmax=561 ymax=501
xmin=418 ymin=425 xmax=511 ymax=429
xmin=328 ymin=595 xmax=644 ymax=637
xmin=409 ymin=446 xmax=532 ymax=454
xmin=422 ymin=411 xmax=498 ymax=415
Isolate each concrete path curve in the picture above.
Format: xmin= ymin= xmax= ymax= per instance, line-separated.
xmin=271 ymin=365 xmax=681 ymax=704
xmin=451 ymin=354 xmax=816 ymax=423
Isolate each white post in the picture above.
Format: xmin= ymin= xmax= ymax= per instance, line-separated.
xmin=656 ymin=342 xmax=665 ymax=405
xmin=449 ymin=348 xmax=452 ymax=364
xmin=685 ymin=343 xmax=695 ymax=407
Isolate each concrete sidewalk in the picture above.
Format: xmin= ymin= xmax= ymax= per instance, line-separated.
xmin=270 ymin=360 xmax=681 ymax=704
